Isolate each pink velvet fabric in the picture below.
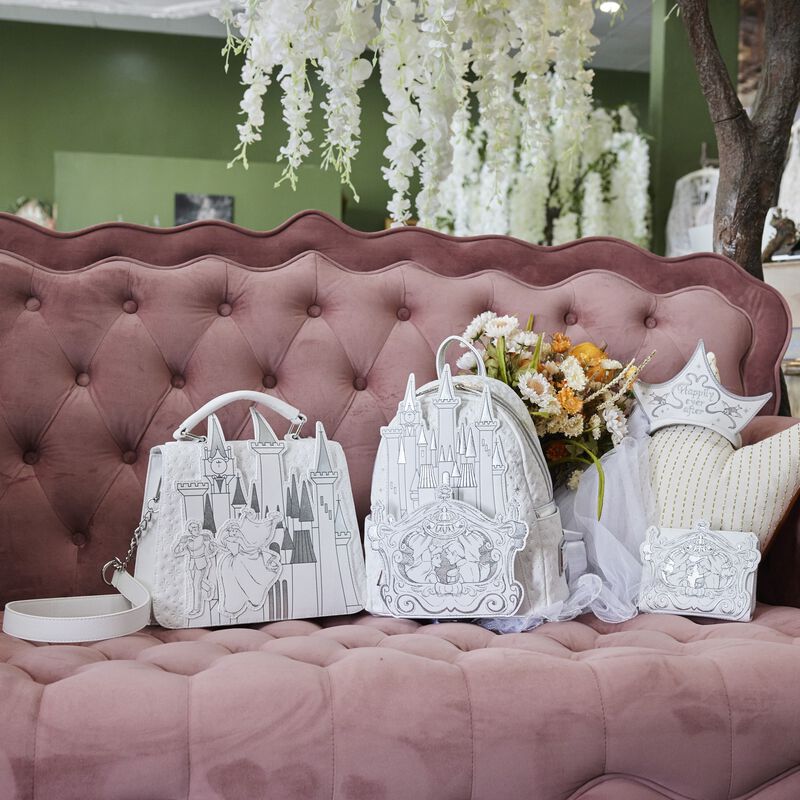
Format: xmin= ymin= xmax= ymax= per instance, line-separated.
xmin=1 ymin=212 xmax=799 ymax=800
xmin=0 ymin=212 xmax=792 ymax=606
xmin=2 ymin=605 xmax=800 ymax=800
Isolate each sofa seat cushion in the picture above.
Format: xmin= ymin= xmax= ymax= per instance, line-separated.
xmin=2 ymin=605 xmax=800 ymax=800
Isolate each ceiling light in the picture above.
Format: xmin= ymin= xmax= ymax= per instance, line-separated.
xmin=598 ymin=1 xmax=621 ymax=13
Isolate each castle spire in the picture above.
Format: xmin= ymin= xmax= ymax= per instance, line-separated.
xmin=436 ymin=364 xmax=458 ymax=404
xmin=250 ymin=483 xmax=260 ymax=515
xmin=289 ymin=475 xmax=301 ymax=520
xmin=279 ymin=519 xmax=294 ymax=553
xmin=398 ymin=440 xmax=406 ymax=465
xmin=334 ymin=499 xmax=350 ymax=535
xmin=479 ymin=385 xmax=496 ymax=424
xmin=401 ymin=373 xmax=416 ymax=411
xmin=299 ymin=481 xmax=314 ymax=524
xmin=313 ymin=421 xmax=334 ymax=473
xmin=417 ymin=427 xmax=427 ymax=447
xmin=207 ymin=414 xmax=228 ymax=459
xmin=250 ymin=408 xmax=278 ymax=443
xmin=465 ymin=430 xmax=477 ymax=460
xmin=492 ymin=440 xmax=507 ymax=469
xmin=202 ymin=494 xmax=216 ymax=533
xmin=231 ymin=477 xmax=246 ymax=508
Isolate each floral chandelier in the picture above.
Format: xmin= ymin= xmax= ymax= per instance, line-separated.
xmin=217 ymin=0 xmax=599 ymax=232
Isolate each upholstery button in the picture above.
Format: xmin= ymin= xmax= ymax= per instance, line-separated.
xmin=353 ymin=377 xmax=368 ymax=391
xmin=218 ymin=302 xmax=232 ymax=317
xmin=171 ymin=374 xmax=186 ymax=389
xmin=307 ymin=304 xmax=322 ymax=318
xmin=122 ymin=300 xmax=138 ymax=314
xmin=262 ymin=374 xmax=277 ymax=389
xmin=644 ymin=316 xmax=657 ymax=329
xmin=71 ymin=532 xmax=88 ymax=548
xmin=564 ymin=312 xmax=578 ymax=326
xmin=396 ymin=306 xmax=411 ymax=321
xmin=22 ymin=450 xmax=39 ymax=465
xmin=25 ymin=297 xmax=41 ymax=311
xmin=76 ymin=372 xmax=90 ymax=387
xmin=122 ymin=450 xmax=137 ymax=465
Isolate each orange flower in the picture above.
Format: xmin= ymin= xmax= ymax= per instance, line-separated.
xmin=551 ymin=332 xmax=572 ymax=354
xmin=557 ymin=386 xmax=583 ymax=415
xmin=546 ymin=442 xmax=568 ymax=461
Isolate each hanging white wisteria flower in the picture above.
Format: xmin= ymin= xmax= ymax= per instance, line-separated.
xmin=219 ymin=0 xmax=378 ymax=193
xmin=445 ymin=104 xmax=650 ymax=247
xmin=220 ymin=0 xmax=601 ymax=226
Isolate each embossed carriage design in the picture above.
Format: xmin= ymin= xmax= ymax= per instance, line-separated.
xmin=367 ymin=482 xmax=528 ymax=617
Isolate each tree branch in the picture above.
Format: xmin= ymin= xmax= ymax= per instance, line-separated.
xmin=675 ymin=0 xmax=746 ymax=127
xmin=751 ymin=0 xmax=800 ymax=143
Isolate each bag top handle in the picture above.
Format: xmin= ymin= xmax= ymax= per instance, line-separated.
xmin=172 ymin=390 xmax=305 ymax=441
xmin=436 ymin=335 xmax=487 ymax=379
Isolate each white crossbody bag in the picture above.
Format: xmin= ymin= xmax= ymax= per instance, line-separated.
xmin=4 ymin=391 xmax=366 ymax=642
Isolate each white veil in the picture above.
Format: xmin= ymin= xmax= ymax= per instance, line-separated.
xmin=484 ymin=407 xmax=655 ymax=633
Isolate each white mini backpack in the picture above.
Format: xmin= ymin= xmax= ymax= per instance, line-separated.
xmin=365 ymin=336 xmax=568 ymax=618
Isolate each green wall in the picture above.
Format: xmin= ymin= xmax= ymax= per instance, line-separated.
xmin=1 ymin=20 xmax=651 ymax=234
xmin=0 ymin=20 xmax=392 ymax=230
xmin=593 ymin=69 xmax=650 ymax=129
xmin=54 ymin=152 xmax=340 ymax=230
xmin=649 ymin=0 xmax=739 ymax=254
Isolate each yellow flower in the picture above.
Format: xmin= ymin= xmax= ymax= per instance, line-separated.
xmin=570 ymin=341 xmax=614 ymax=382
xmin=557 ymin=386 xmax=583 ymax=415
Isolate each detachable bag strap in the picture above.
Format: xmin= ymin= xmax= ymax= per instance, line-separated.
xmin=173 ymin=390 xmax=306 ymax=441
xmin=3 ymin=494 xmax=160 ymax=643
xmin=3 ymin=569 xmax=151 ymax=643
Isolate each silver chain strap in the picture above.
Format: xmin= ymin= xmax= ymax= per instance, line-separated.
xmin=102 ymin=494 xmax=159 ymax=586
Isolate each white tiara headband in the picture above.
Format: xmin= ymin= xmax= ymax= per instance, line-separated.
xmin=633 ymin=340 xmax=772 ymax=447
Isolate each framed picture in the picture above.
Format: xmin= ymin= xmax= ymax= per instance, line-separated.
xmin=175 ymin=193 xmax=234 ymax=225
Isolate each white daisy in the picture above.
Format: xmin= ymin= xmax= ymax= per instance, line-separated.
xmin=507 ymin=330 xmax=539 ymax=353
xmin=517 ymin=370 xmax=554 ymax=408
xmin=562 ymin=415 xmax=584 ymax=438
xmin=600 ymin=358 xmax=622 ymax=371
xmin=462 ymin=311 xmax=497 ymax=341
xmin=484 ymin=315 xmax=519 ymax=341
xmin=456 ymin=350 xmax=478 ymax=371
xmin=603 ymin=405 xmax=628 ymax=445
xmin=540 ymin=360 xmax=559 ymax=377
xmin=540 ymin=396 xmax=562 ymax=415
xmin=561 ymin=355 xmax=587 ymax=392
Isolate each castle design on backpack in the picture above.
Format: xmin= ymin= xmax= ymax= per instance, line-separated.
xmin=172 ymin=411 xmax=362 ymax=627
xmin=381 ymin=370 xmax=514 ymax=519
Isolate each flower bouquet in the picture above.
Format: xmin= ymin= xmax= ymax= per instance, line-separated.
xmin=457 ymin=312 xmax=653 ymax=517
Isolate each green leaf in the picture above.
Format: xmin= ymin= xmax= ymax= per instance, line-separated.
xmin=496 ymin=336 xmax=509 ymax=385
xmin=531 ymin=331 xmax=544 ymax=372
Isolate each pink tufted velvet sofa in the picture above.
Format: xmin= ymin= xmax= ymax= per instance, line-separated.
xmin=1 ymin=210 xmax=799 ymax=800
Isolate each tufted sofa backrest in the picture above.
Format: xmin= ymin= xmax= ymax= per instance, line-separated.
xmin=0 ymin=210 xmax=790 ymax=604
